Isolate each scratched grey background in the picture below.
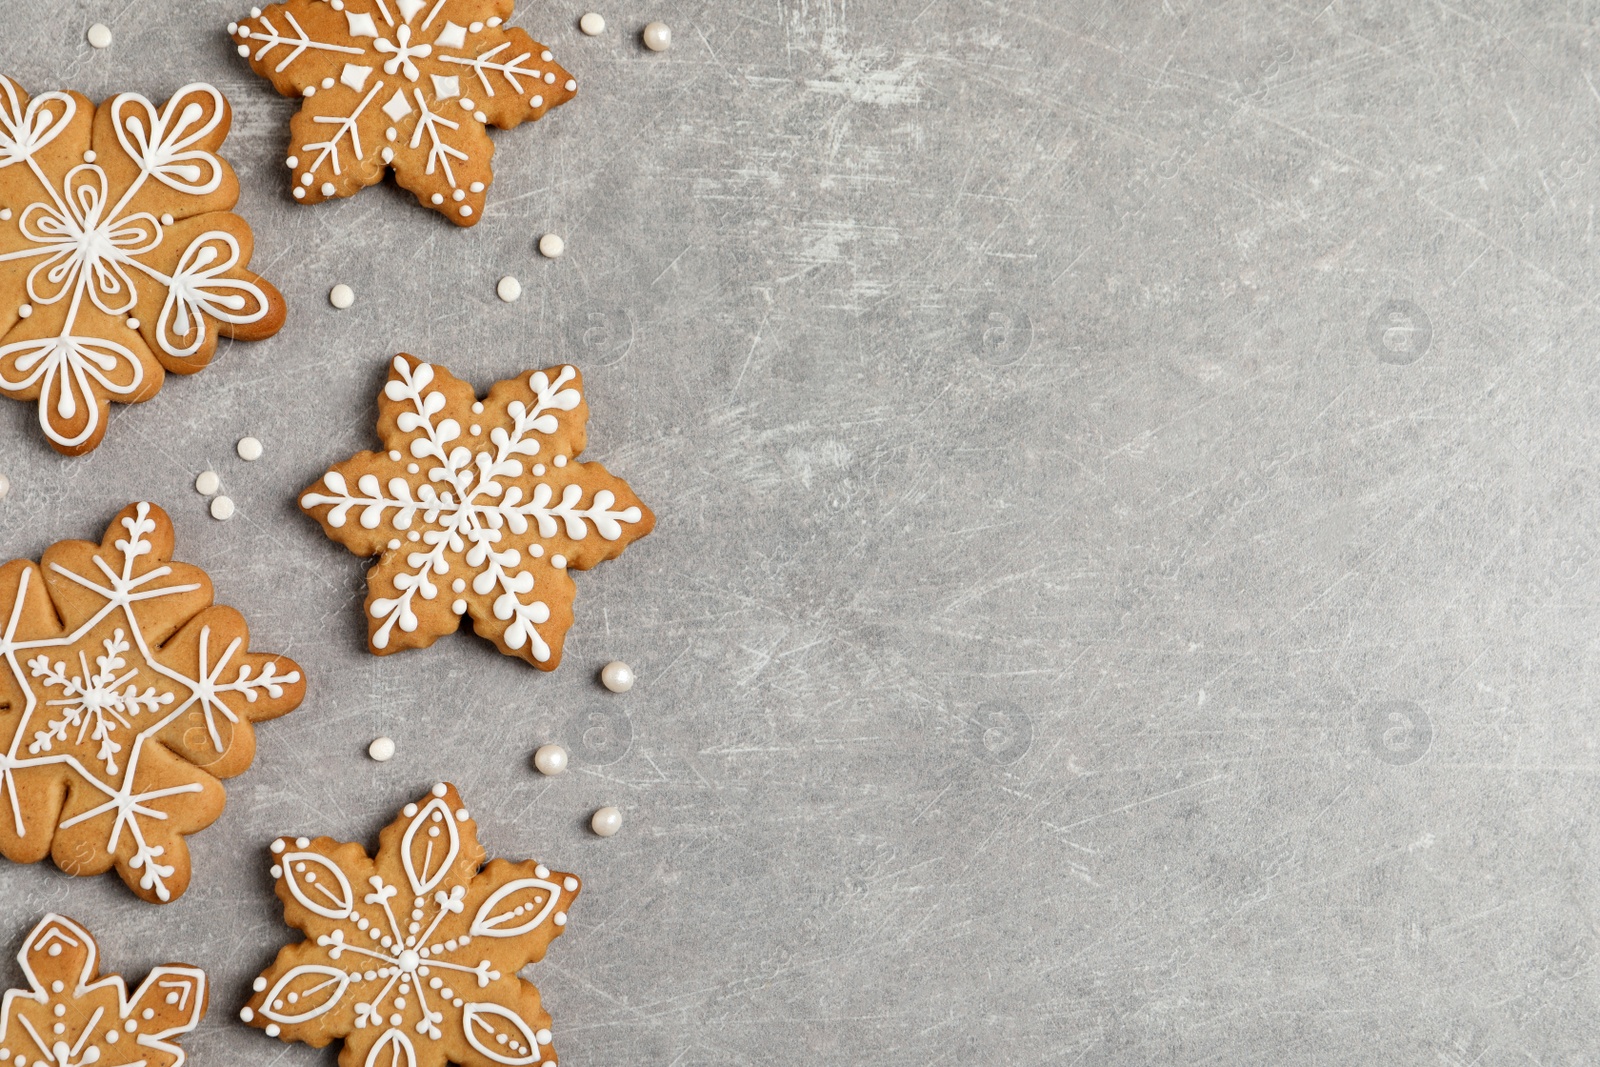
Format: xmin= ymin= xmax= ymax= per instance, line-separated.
xmin=0 ymin=0 xmax=1597 ymax=1062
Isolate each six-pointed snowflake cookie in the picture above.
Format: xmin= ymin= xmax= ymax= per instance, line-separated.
xmin=241 ymin=782 xmax=578 ymax=1067
xmin=228 ymin=0 xmax=575 ymax=225
xmin=0 ymin=77 xmax=287 ymax=455
xmin=300 ymin=354 xmax=654 ymax=669
xmin=0 ymin=502 xmax=305 ymax=903
xmin=0 ymin=913 xmax=206 ymax=1067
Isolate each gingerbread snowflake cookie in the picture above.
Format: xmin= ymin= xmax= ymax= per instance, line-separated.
xmin=0 ymin=914 xmax=206 ymax=1067
xmin=301 ymin=354 xmax=653 ymax=669
xmin=0 ymin=502 xmax=305 ymax=903
xmin=228 ymin=0 xmax=575 ymax=225
xmin=241 ymin=782 xmax=577 ymax=1067
xmin=0 ymin=77 xmax=286 ymax=455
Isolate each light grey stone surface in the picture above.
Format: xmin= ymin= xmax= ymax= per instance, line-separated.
xmin=1 ymin=0 xmax=1598 ymax=1063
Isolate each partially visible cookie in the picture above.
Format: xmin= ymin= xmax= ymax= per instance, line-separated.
xmin=228 ymin=0 xmax=575 ymax=225
xmin=241 ymin=782 xmax=578 ymax=1067
xmin=0 ymin=502 xmax=305 ymax=903
xmin=0 ymin=77 xmax=286 ymax=455
xmin=300 ymin=354 xmax=654 ymax=669
xmin=0 ymin=913 xmax=207 ymax=1067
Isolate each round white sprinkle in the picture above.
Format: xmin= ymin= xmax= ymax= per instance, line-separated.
xmin=239 ymin=1007 xmax=253 ymax=1022
xmin=330 ymin=284 xmax=355 ymax=309
xmin=210 ymin=496 xmax=236 ymax=521
xmin=497 ymin=276 xmax=522 ymax=302
xmin=320 ymin=182 xmax=336 ymax=196
xmin=533 ymin=744 xmax=568 ymax=776
xmin=642 ymin=21 xmax=671 ymax=51
xmin=237 ymin=436 xmax=263 ymax=462
xmin=0 ymin=473 xmax=9 ymax=502
xmin=369 ymin=736 xmax=396 ymax=762
xmin=591 ymin=806 xmax=622 ymax=837
xmin=600 ymin=660 xmax=635 ymax=693
xmin=538 ymin=233 xmax=564 ymax=258
xmin=86 ymin=23 xmax=112 ymax=48
xmin=580 ymin=12 xmax=605 ymax=35
xmin=195 ymin=470 xmax=220 ymax=496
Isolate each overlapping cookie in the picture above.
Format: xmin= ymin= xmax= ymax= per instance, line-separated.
xmin=0 ymin=77 xmax=286 ymax=455
xmin=301 ymin=354 xmax=654 ymax=669
xmin=0 ymin=502 xmax=305 ymax=902
xmin=0 ymin=914 xmax=206 ymax=1067
xmin=241 ymin=782 xmax=577 ymax=1067
xmin=228 ymin=0 xmax=575 ymax=225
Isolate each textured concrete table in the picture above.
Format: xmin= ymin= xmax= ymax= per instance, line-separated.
xmin=1 ymin=1 xmax=1595 ymax=1063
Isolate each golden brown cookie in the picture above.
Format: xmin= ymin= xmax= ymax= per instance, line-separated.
xmin=240 ymin=782 xmax=578 ymax=1067
xmin=0 ymin=502 xmax=305 ymax=903
xmin=0 ymin=77 xmax=286 ymax=455
xmin=300 ymin=354 xmax=654 ymax=669
xmin=0 ymin=913 xmax=207 ymax=1067
xmin=228 ymin=0 xmax=575 ymax=226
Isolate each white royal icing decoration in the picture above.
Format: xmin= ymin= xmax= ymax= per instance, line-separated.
xmin=0 ymin=80 xmax=275 ymax=449
xmin=245 ymin=785 xmax=576 ymax=1067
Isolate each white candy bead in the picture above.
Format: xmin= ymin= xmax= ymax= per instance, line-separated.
xmin=533 ymin=744 xmax=568 ymax=776
xmin=580 ymin=12 xmax=605 ymax=35
xmin=642 ymin=22 xmax=671 ymax=51
xmin=497 ymin=276 xmax=522 ymax=302
xmin=86 ymin=23 xmax=112 ymax=48
xmin=538 ymin=233 xmax=564 ymax=258
xmin=590 ymin=806 xmax=622 ymax=837
xmin=210 ymin=496 xmax=236 ymax=521
xmin=600 ymin=660 xmax=634 ymax=693
xmin=237 ymin=436 xmax=263 ymax=461
xmin=369 ymin=736 xmax=396 ymax=762
xmin=329 ymin=283 xmax=355 ymax=309
xmin=195 ymin=470 xmax=220 ymax=496
xmin=0 ymin=473 xmax=9 ymax=501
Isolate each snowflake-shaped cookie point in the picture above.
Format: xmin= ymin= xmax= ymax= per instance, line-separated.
xmin=0 ymin=77 xmax=286 ymax=455
xmin=300 ymin=354 xmax=654 ymax=670
xmin=0 ymin=502 xmax=305 ymax=903
xmin=228 ymin=0 xmax=575 ymax=226
xmin=0 ymin=913 xmax=206 ymax=1067
xmin=242 ymin=782 xmax=578 ymax=1067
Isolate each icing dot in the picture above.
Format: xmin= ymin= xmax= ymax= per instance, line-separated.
xmin=265 ymin=1024 xmax=280 ymax=1038
xmin=564 ymin=876 xmax=578 ymax=892
xmin=195 ymin=470 xmax=220 ymax=495
xmin=239 ymin=1007 xmax=254 ymax=1022
xmin=532 ymin=465 xmax=545 ymax=476
xmin=551 ymin=554 xmax=567 ymax=569
xmin=565 ymin=80 xmax=577 ymax=92
xmin=554 ymin=454 xmax=568 ymax=467
xmin=455 ymin=808 xmax=469 ymax=821
xmin=531 ymin=95 xmax=543 ymax=108
xmin=487 ymin=16 xmax=501 ymax=26
xmin=643 ymin=21 xmax=671 ymax=50
xmin=474 ymin=110 xmax=487 ymax=122
xmin=452 ymin=579 xmax=466 ymax=593
xmin=386 ymin=126 xmax=397 ymax=141
xmin=459 ymin=205 xmax=473 ymax=217
xmin=84 ymin=150 xmax=96 ymax=163
xmin=253 ymin=977 xmax=267 ymax=992
xmin=270 ymin=838 xmax=286 ymax=853
xmin=453 ymin=999 xmax=464 ymax=1008
xmin=451 ymin=599 xmax=467 ymax=614
xmin=432 ymin=783 xmax=448 ymax=797
xmin=535 ymin=865 xmax=549 ymax=878
xmin=86 ymin=23 xmax=112 ymax=48
xmin=530 ymin=543 xmax=544 ymax=557
xmin=296 ymin=836 xmax=310 ymax=847
xmin=161 ymin=213 xmax=174 ymax=225
xmin=472 ymin=401 xmax=484 ymax=413
xmin=270 ymin=865 xmax=282 ymax=877
xmin=601 ymin=660 xmax=634 ymax=693
xmin=389 ymin=450 xmax=402 ymax=460
xmin=321 ymin=182 xmax=336 ymax=196
xmin=408 ymin=530 xmax=420 ymax=541
xmin=50 ymin=981 xmax=62 ymax=994
xmin=18 ymin=304 xmax=31 ymax=319
xmin=544 ymin=71 xmax=556 ymax=84
xmin=126 ymin=317 xmax=139 ymax=329
xmin=580 ymin=12 xmax=604 ymax=35
xmin=539 ymin=233 xmax=564 ymax=258
xmin=382 ymin=147 xmax=394 ymax=163
xmin=330 ymin=284 xmax=355 ymax=309
xmin=553 ymin=911 xmax=568 ymax=925
xmin=536 ymin=1029 xmax=551 ymax=1045
xmin=533 ymin=744 xmax=567 ymax=776
xmin=0 ymin=473 xmax=10 ymax=502
xmin=471 ymin=21 xmax=484 ymax=31
xmin=430 ymin=193 xmax=445 ymax=205
xmin=238 ymin=43 xmax=251 ymax=56
xmin=497 ymin=276 xmax=522 ymax=302
xmin=303 ymin=86 xmax=316 ymax=97
xmin=0 ymin=209 xmax=10 ymax=221
xmin=210 ymin=495 xmax=236 ymax=521
xmin=238 ymin=436 xmax=264 ymax=461
xmin=407 ymin=462 xmax=420 ymax=474
xmin=293 ymin=187 xmax=306 ymax=199
xmin=301 ymin=172 xmax=315 ymax=186
xmin=321 ymin=77 xmax=335 ymax=89
xmin=142 ymin=1009 xmax=154 ymax=1020
xmin=467 ymin=181 xmax=484 ymax=193
xmin=387 ymin=538 xmax=401 ymax=550
xmin=369 ymin=736 xmax=396 ymax=762
xmin=250 ymin=6 xmax=261 ymax=15
xmin=452 ymin=188 xmax=466 ymax=201
xmin=542 ymin=50 xmax=554 ymax=61
xmin=286 ymin=156 xmax=299 ymax=168
xmin=51 ymin=1024 xmax=63 ymax=1036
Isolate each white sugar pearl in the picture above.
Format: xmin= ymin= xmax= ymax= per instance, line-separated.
xmin=210 ymin=496 xmax=236 ymax=521
xmin=533 ymin=744 xmax=568 ymax=776
xmin=237 ymin=436 xmax=263 ymax=461
xmin=0 ymin=473 xmax=9 ymax=501
xmin=591 ymin=806 xmax=622 ymax=837
xmin=195 ymin=470 xmax=220 ymax=495
xmin=86 ymin=23 xmax=112 ymax=48
xmin=580 ymin=12 xmax=604 ymax=35
xmin=369 ymin=736 xmax=396 ymax=762
xmin=538 ymin=233 xmax=564 ymax=258
xmin=330 ymin=284 xmax=355 ymax=309
xmin=497 ymin=276 xmax=522 ymax=302
xmin=600 ymin=660 xmax=634 ymax=693
xmin=642 ymin=21 xmax=671 ymax=51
